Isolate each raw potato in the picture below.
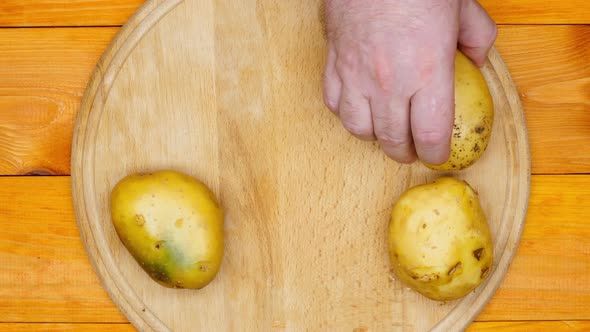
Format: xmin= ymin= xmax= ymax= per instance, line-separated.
xmin=425 ymin=51 xmax=494 ymax=171
xmin=388 ymin=177 xmax=493 ymax=301
xmin=110 ymin=170 xmax=224 ymax=289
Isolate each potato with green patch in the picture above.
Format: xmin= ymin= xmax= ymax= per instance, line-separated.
xmin=388 ymin=177 xmax=493 ymax=301
xmin=110 ymin=170 xmax=224 ymax=289
xmin=425 ymin=51 xmax=494 ymax=171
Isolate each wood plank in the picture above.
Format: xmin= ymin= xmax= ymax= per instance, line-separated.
xmin=495 ymin=26 xmax=590 ymax=174
xmin=1 ymin=321 xmax=589 ymax=332
xmin=0 ymin=323 xmax=136 ymax=332
xmin=480 ymin=0 xmax=590 ymax=24
xmin=0 ymin=26 xmax=588 ymax=175
xmin=0 ymin=28 xmax=117 ymax=175
xmin=477 ymin=175 xmax=590 ymax=320
xmin=0 ymin=1 xmax=588 ymax=26
xmin=0 ymin=175 xmax=588 ymax=323
xmin=0 ymin=177 xmax=127 ymax=323
xmin=0 ymin=1 xmax=143 ymax=27
xmin=468 ymin=321 xmax=590 ymax=331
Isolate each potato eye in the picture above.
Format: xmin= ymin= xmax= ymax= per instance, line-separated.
xmin=448 ymin=262 xmax=462 ymax=276
xmin=473 ymin=248 xmax=484 ymax=261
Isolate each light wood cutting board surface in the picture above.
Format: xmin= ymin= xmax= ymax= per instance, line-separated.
xmin=71 ymin=0 xmax=530 ymax=331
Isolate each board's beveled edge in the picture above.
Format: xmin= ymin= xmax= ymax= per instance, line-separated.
xmin=71 ymin=1 xmax=184 ymax=331
xmin=431 ymin=47 xmax=531 ymax=332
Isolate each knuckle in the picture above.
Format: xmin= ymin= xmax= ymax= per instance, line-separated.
xmin=342 ymin=119 xmax=372 ymax=138
xmin=340 ymin=102 xmax=372 ymax=138
xmin=413 ymin=128 xmax=450 ymax=146
xmin=418 ymin=60 xmax=435 ymax=83
xmin=336 ymin=50 xmax=359 ymax=74
xmin=322 ymin=84 xmax=339 ymax=113
xmin=487 ymin=23 xmax=498 ymax=46
xmin=374 ymin=115 xmax=407 ymax=147
xmin=365 ymin=38 xmax=402 ymax=93
xmin=339 ymin=97 xmax=371 ymax=138
xmin=371 ymin=53 xmax=395 ymax=92
xmin=323 ymin=96 xmax=339 ymax=113
xmin=475 ymin=21 xmax=498 ymax=50
xmin=377 ymin=132 xmax=408 ymax=147
xmin=390 ymin=152 xmax=416 ymax=164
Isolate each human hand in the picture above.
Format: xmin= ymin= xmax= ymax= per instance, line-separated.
xmin=322 ymin=0 xmax=496 ymax=164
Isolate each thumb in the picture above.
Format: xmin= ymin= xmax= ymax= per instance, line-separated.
xmin=458 ymin=0 xmax=497 ymax=66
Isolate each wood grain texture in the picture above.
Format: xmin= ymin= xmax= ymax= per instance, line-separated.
xmin=468 ymin=321 xmax=590 ymax=332
xmin=0 ymin=0 xmax=588 ymax=26
xmin=70 ymin=1 xmax=529 ymax=331
xmin=0 ymin=177 xmax=126 ymax=323
xmin=1 ymin=321 xmax=589 ymax=332
xmin=0 ymin=176 xmax=587 ymax=323
xmin=0 ymin=1 xmax=588 ymax=331
xmin=0 ymin=27 xmax=116 ymax=175
xmin=0 ymin=25 xmax=587 ymax=175
xmin=496 ymin=26 xmax=590 ymax=174
xmin=480 ymin=0 xmax=590 ymax=24
xmin=477 ymin=175 xmax=590 ymax=321
xmin=0 ymin=323 xmax=136 ymax=332
xmin=0 ymin=0 xmax=143 ymax=27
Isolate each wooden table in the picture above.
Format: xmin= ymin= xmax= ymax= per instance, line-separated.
xmin=0 ymin=1 xmax=588 ymax=331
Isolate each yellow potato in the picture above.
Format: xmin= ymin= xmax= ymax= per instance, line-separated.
xmin=110 ymin=170 xmax=224 ymax=289
xmin=425 ymin=51 xmax=494 ymax=171
xmin=388 ymin=177 xmax=494 ymax=301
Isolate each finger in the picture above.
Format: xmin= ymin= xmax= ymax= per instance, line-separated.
xmin=338 ymin=84 xmax=375 ymax=141
xmin=458 ymin=0 xmax=497 ymax=67
xmin=371 ymin=94 xmax=416 ymax=164
xmin=410 ymin=55 xmax=455 ymax=165
xmin=323 ymin=45 xmax=342 ymax=114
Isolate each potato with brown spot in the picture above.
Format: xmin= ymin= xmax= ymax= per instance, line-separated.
xmin=388 ymin=177 xmax=494 ymax=301
xmin=425 ymin=51 xmax=494 ymax=171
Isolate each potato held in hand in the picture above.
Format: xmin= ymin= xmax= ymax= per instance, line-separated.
xmin=425 ymin=51 xmax=494 ymax=171
xmin=110 ymin=170 xmax=224 ymax=289
xmin=388 ymin=177 xmax=493 ymax=301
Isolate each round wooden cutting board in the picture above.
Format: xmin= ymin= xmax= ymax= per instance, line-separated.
xmin=71 ymin=0 xmax=531 ymax=331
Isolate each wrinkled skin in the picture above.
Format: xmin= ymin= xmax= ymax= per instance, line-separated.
xmin=323 ymin=0 xmax=497 ymax=165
